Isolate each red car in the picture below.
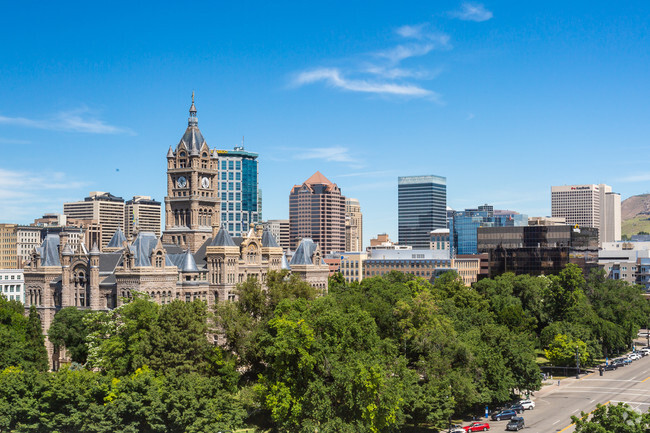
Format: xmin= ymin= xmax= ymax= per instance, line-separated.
xmin=464 ymin=422 xmax=490 ymax=432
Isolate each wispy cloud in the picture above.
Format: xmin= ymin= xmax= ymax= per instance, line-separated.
xmin=0 ymin=108 xmax=134 ymax=135
xmin=291 ymin=20 xmax=451 ymax=101
xmin=0 ymin=137 xmax=31 ymax=144
xmin=618 ymin=173 xmax=650 ymax=183
xmin=292 ymin=146 xmax=356 ymax=163
xmin=450 ymin=3 xmax=493 ymax=22
xmin=0 ymin=169 xmax=89 ymax=222
xmin=293 ymin=68 xmax=438 ymax=99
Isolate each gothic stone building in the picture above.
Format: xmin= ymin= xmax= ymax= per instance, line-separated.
xmin=23 ymin=95 xmax=329 ymax=367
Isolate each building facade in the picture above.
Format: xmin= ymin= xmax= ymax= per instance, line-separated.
xmin=477 ymin=225 xmax=599 ymax=278
xmin=551 ymin=184 xmax=621 ymax=243
xmin=0 ymin=269 xmax=24 ymax=302
xmin=0 ymin=224 xmax=17 ymax=269
xmin=289 ymin=171 xmax=346 ymax=254
xmin=449 ymin=205 xmax=527 ymax=255
xmin=398 ymin=175 xmax=447 ymax=249
xmin=265 ymin=219 xmax=290 ymax=251
xmin=216 ymin=146 xmax=260 ymax=237
xmin=63 ymin=192 xmax=125 ymax=250
xmin=16 ymin=226 xmax=42 ymax=268
xmin=125 ymin=196 xmax=161 ymax=238
xmin=345 ymin=198 xmax=363 ymax=252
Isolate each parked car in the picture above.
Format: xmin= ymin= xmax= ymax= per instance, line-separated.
xmin=509 ymin=403 xmax=525 ymax=414
xmin=604 ymin=363 xmax=617 ymax=371
xmin=506 ymin=417 xmax=525 ymax=431
xmin=518 ymin=399 xmax=535 ymax=410
xmin=449 ymin=427 xmax=465 ymax=433
xmin=463 ymin=421 xmax=490 ymax=431
xmin=491 ymin=409 xmax=517 ymax=421
xmin=628 ymin=353 xmax=641 ymax=361
xmin=640 ymin=348 xmax=650 ymax=356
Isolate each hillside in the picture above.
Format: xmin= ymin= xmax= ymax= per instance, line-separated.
xmin=622 ymin=194 xmax=650 ymax=237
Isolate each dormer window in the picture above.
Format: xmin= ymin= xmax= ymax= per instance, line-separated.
xmin=179 ymin=151 xmax=186 ymax=157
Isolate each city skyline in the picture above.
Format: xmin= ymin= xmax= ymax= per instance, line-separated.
xmin=2 ymin=1 xmax=650 ymax=247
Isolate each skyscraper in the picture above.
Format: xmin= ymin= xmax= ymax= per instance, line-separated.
xmin=345 ymin=198 xmax=363 ymax=252
xmin=63 ymin=192 xmax=125 ymax=249
xmin=398 ymin=175 xmax=447 ymax=249
xmin=289 ymin=171 xmax=345 ymax=254
xmin=216 ymin=146 xmax=260 ymax=237
xmin=265 ymin=219 xmax=290 ymax=251
xmin=125 ymin=196 xmax=162 ymax=238
xmin=551 ymin=184 xmax=621 ymax=243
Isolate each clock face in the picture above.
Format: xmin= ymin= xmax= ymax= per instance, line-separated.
xmin=177 ymin=176 xmax=187 ymax=188
xmin=201 ymin=177 xmax=210 ymax=189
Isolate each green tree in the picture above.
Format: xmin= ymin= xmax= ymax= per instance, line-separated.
xmin=48 ymin=307 xmax=90 ymax=364
xmin=545 ymin=334 xmax=589 ymax=367
xmin=23 ymin=306 xmax=49 ymax=372
xmin=573 ymin=402 xmax=650 ymax=433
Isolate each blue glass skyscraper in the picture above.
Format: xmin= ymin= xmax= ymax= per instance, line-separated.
xmin=217 ymin=146 xmax=259 ymax=236
xmin=450 ymin=204 xmax=527 ymax=255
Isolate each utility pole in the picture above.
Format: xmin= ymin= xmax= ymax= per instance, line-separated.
xmin=576 ymin=346 xmax=580 ymax=379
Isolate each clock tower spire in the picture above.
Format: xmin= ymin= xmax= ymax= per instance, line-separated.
xmin=162 ymin=93 xmax=220 ymax=252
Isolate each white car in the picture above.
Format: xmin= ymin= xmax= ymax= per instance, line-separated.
xmin=639 ymin=348 xmax=650 ymax=356
xmin=628 ymin=353 xmax=641 ymax=361
xmin=519 ymin=399 xmax=535 ymax=410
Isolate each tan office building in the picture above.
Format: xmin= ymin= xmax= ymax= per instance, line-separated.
xmin=266 ymin=219 xmax=290 ymax=251
xmin=64 ymin=192 xmax=125 ymax=250
xmin=551 ymin=184 xmax=621 ymax=243
xmin=16 ymin=226 xmax=42 ymax=268
xmin=0 ymin=224 xmax=17 ymax=269
xmin=125 ymin=196 xmax=162 ymax=238
xmin=345 ymin=198 xmax=363 ymax=252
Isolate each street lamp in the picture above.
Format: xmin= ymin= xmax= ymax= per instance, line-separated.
xmin=576 ymin=346 xmax=580 ymax=379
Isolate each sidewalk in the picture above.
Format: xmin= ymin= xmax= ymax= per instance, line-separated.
xmin=534 ymin=371 xmax=594 ymax=399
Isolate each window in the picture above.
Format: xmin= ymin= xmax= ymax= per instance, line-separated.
xmin=228 ymin=161 xmax=234 ymax=170
xmin=228 ymin=193 xmax=234 ymax=200
xmin=221 ymin=172 xmax=227 ymax=180
xmin=228 ymin=203 xmax=234 ymax=211
xmin=236 ymin=161 xmax=241 ymax=170
xmin=236 ymin=183 xmax=241 ymax=191
xmin=228 ymin=182 xmax=233 ymax=190
xmin=221 ymin=161 xmax=227 ymax=170
xmin=228 ymin=172 xmax=234 ymax=180
xmin=222 ymin=192 xmax=227 ymax=200
xmin=221 ymin=203 xmax=227 ymax=211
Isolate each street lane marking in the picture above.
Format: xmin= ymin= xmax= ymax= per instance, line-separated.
xmin=550 ymin=390 xmax=650 ymax=397
xmin=641 ymin=376 xmax=650 ymax=383
xmin=557 ymin=401 xmax=610 ymax=433
xmin=610 ymin=400 xmax=650 ymax=405
xmin=553 ymin=420 xmax=560 ymax=425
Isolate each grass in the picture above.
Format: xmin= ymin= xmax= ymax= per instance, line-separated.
xmin=622 ymin=215 xmax=650 ymax=238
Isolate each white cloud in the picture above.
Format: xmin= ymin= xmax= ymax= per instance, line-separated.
xmin=396 ymin=24 xmax=427 ymax=39
xmin=0 ymin=168 xmax=89 ymax=222
xmin=0 ymin=137 xmax=31 ymax=144
xmin=450 ymin=3 xmax=493 ymax=22
xmin=0 ymin=108 xmax=134 ymax=135
xmin=618 ymin=173 xmax=650 ymax=183
xmin=293 ymin=68 xmax=438 ymax=99
xmin=292 ymin=146 xmax=356 ymax=163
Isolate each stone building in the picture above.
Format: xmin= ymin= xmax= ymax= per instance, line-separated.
xmin=23 ymin=94 xmax=329 ymax=368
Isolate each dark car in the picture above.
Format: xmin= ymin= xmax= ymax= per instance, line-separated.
xmin=604 ymin=363 xmax=617 ymax=371
xmin=509 ymin=403 xmax=525 ymax=414
xmin=506 ymin=417 xmax=525 ymax=431
xmin=491 ymin=409 xmax=517 ymax=421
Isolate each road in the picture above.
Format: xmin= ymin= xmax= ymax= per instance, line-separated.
xmin=482 ymin=353 xmax=650 ymax=432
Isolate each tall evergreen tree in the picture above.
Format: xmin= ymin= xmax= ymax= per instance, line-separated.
xmin=23 ymin=306 xmax=49 ymax=371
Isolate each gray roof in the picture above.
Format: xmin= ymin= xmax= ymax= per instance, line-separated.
xmin=193 ymin=238 xmax=210 ymax=269
xmin=262 ymin=229 xmax=280 ymax=248
xmin=130 ymin=232 xmax=159 ymax=267
xmin=99 ymin=252 xmax=123 ymax=273
xmin=39 ymin=234 xmax=61 ymax=267
xmin=180 ymin=249 xmax=199 ymax=272
xmin=210 ymin=225 xmax=236 ymax=247
xmin=162 ymin=244 xmax=184 ymax=254
xmin=107 ymin=228 xmax=127 ymax=248
xmin=290 ymin=238 xmax=319 ymax=266
xmin=281 ymin=253 xmax=291 ymax=270
xmin=179 ymin=125 xmax=206 ymax=156
xmin=61 ymin=243 xmax=73 ymax=256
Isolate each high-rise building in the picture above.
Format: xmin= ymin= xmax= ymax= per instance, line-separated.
xmin=215 ymin=145 xmax=259 ymax=237
xmin=398 ymin=175 xmax=447 ymax=249
xmin=125 ymin=196 xmax=161 ymax=239
xmin=0 ymin=224 xmax=17 ymax=269
xmin=266 ymin=219 xmax=290 ymax=251
xmin=63 ymin=192 xmax=125 ymax=250
xmin=16 ymin=226 xmax=42 ymax=268
xmin=551 ymin=184 xmax=621 ymax=243
xmin=449 ymin=205 xmax=527 ymax=255
xmin=289 ymin=171 xmax=345 ymax=254
xmin=345 ymin=198 xmax=363 ymax=252
xmin=162 ymin=94 xmax=220 ymax=252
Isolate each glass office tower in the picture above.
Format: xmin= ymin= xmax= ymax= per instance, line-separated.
xmin=398 ymin=175 xmax=447 ymax=249
xmin=217 ymin=146 xmax=259 ymax=236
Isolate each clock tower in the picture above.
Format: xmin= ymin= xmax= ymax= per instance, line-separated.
xmin=162 ymin=93 xmax=220 ymax=252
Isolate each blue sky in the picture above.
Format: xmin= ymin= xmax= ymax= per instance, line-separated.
xmin=1 ymin=1 xmax=650 ymax=247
